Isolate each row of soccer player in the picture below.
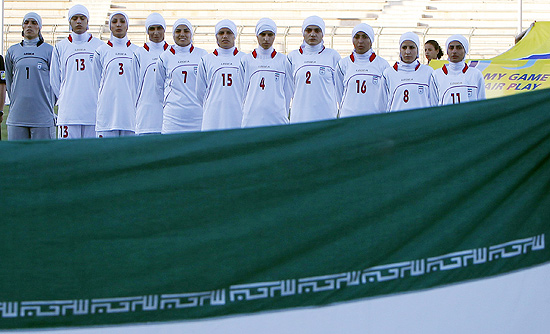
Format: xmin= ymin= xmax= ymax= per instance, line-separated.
xmin=3 ymin=6 xmax=486 ymax=140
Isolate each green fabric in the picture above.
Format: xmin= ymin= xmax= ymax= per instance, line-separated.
xmin=1 ymin=89 xmax=549 ymax=329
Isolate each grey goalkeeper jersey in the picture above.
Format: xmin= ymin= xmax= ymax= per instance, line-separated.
xmin=5 ymin=40 xmax=56 ymax=127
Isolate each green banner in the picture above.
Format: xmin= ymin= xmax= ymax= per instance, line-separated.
xmin=1 ymin=89 xmax=549 ymax=329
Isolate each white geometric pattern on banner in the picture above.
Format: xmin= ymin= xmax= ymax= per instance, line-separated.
xmin=0 ymin=234 xmax=545 ymax=318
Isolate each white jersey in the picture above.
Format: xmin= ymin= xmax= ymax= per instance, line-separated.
xmin=287 ymin=45 xmax=341 ymax=123
xmin=429 ymin=62 xmax=486 ymax=106
xmin=380 ymin=60 xmax=436 ymax=112
xmin=240 ymin=48 xmax=293 ymax=127
xmin=196 ymin=47 xmax=245 ymax=131
xmin=157 ymin=44 xmax=207 ymax=134
xmin=50 ymin=33 xmax=104 ymax=126
xmin=135 ymin=41 xmax=169 ymax=134
xmin=336 ymin=51 xmax=390 ymax=117
xmin=94 ymin=38 xmax=140 ymax=132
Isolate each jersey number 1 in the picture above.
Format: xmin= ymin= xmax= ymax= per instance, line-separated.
xmin=451 ymin=92 xmax=461 ymax=104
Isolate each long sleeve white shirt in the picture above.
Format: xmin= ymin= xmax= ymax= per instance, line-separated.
xmin=157 ymin=44 xmax=208 ymax=133
xmin=336 ymin=50 xmax=390 ymax=117
xmin=429 ymin=61 xmax=486 ymax=106
xmin=380 ymin=60 xmax=435 ymax=112
xmin=50 ymin=32 xmax=104 ymax=126
xmin=287 ymin=43 xmax=341 ymax=123
xmin=135 ymin=41 xmax=169 ymax=134
xmin=196 ymin=47 xmax=245 ymax=131
xmin=240 ymin=47 xmax=293 ymax=127
xmin=94 ymin=36 xmax=140 ymax=132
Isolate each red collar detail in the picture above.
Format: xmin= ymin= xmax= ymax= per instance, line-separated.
xmin=299 ymin=46 xmax=325 ymax=54
xmin=442 ymin=63 xmax=469 ymax=75
xmin=350 ymin=52 xmax=376 ymax=63
xmin=369 ymin=52 xmax=377 ymax=62
xmin=107 ymin=40 xmax=131 ymax=47
xmin=190 ymin=45 xmax=194 ymax=53
xmin=393 ymin=61 xmax=420 ymax=71
xmin=144 ymin=42 xmax=168 ymax=51
xmin=68 ymin=35 xmax=93 ymax=43
xmin=252 ymin=49 xmax=277 ymax=59
xmin=170 ymin=46 xmax=176 ymax=54
xmin=213 ymin=48 xmax=239 ymax=56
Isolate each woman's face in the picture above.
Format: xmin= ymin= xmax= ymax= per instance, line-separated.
xmin=425 ymin=43 xmax=438 ymax=61
xmin=23 ymin=19 xmax=40 ymax=40
xmin=400 ymin=40 xmax=418 ymax=64
xmin=303 ymin=25 xmax=323 ymax=46
xmin=110 ymin=14 xmax=128 ymax=38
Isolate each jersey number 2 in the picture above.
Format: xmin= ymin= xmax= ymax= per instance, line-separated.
xmin=305 ymin=71 xmax=312 ymax=84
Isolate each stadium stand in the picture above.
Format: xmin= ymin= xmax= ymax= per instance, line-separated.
xmin=2 ymin=0 xmax=548 ymax=62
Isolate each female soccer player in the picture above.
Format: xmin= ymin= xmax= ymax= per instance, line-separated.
xmin=135 ymin=13 xmax=169 ymax=135
xmin=196 ymin=19 xmax=245 ymax=131
xmin=287 ymin=16 xmax=341 ymax=123
xmin=336 ymin=23 xmax=390 ymax=117
xmin=380 ymin=32 xmax=436 ymax=112
xmin=50 ymin=5 xmax=104 ymax=139
xmin=157 ymin=18 xmax=207 ymax=133
xmin=240 ymin=18 xmax=293 ymax=127
xmin=93 ymin=11 xmax=140 ymax=137
xmin=429 ymin=35 xmax=486 ymax=105
xmin=5 ymin=12 xmax=56 ymax=140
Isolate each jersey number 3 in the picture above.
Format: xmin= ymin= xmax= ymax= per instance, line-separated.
xmin=119 ymin=63 xmax=124 ymax=75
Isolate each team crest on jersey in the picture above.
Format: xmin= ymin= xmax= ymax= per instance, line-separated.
xmin=275 ymin=73 xmax=280 ymax=82
xmin=319 ymin=67 xmax=326 ymax=75
xmin=468 ymin=88 xmax=473 ymax=97
xmin=89 ymin=54 xmax=94 ymax=62
xmin=372 ymin=76 xmax=379 ymax=85
xmin=193 ymin=66 xmax=198 ymax=75
xmin=418 ymin=86 xmax=424 ymax=95
xmin=37 ymin=62 xmax=43 ymax=70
